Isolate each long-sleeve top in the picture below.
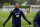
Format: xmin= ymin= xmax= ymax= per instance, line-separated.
xmin=4 ymin=8 xmax=30 ymax=24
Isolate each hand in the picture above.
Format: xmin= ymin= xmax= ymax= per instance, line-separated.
xmin=3 ymin=23 xmax=5 ymax=27
xmin=28 ymin=22 xmax=31 ymax=25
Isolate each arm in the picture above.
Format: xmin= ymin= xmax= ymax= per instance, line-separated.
xmin=3 ymin=10 xmax=13 ymax=26
xmin=33 ymin=11 xmax=39 ymax=27
xmin=21 ymin=11 xmax=31 ymax=25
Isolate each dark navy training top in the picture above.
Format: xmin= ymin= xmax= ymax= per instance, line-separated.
xmin=4 ymin=8 xmax=29 ymax=24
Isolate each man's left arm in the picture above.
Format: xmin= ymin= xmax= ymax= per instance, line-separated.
xmin=21 ymin=11 xmax=31 ymax=25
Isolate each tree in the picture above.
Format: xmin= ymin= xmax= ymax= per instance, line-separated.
xmin=27 ymin=0 xmax=37 ymax=5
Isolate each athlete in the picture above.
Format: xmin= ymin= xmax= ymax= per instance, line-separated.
xmin=27 ymin=8 xmax=30 ymax=15
xmin=3 ymin=2 xmax=31 ymax=27
xmin=33 ymin=9 xmax=40 ymax=27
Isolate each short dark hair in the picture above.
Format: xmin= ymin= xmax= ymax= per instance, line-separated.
xmin=14 ymin=2 xmax=18 ymax=5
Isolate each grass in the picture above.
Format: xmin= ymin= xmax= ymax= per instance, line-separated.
xmin=0 ymin=11 xmax=37 ymax=27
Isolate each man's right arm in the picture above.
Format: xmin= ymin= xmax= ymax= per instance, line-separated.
xmin=3 ymin=10 xmax=13 ymax=26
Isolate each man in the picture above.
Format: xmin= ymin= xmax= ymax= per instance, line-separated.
xmin=27 ymin=8 xmax=30 ymax=15
xmin=33 ymin=10 xmax=40 ymax=27
xmin=3 ymin=3 xmax=31 ymax=27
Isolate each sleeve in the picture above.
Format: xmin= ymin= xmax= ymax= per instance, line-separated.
xmin=21 ymin=11 xmax=30 ymax=23
xmin=33 ymin=11 xmax=39 ymax=27
xmin=4 ymin=10 xmax=13 ymax=24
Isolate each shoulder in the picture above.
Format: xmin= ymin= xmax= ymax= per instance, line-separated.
xmin=37 ymin=9 xmax=40 ymax=13
xmin=37 ymin=9 xmax=40 ymax=14
xmin=19 ymin=8 xmax=23 ymax=12
xmin=38 ymin=9 xmax=40 ymax=12
xmin=10 ymin=9 xmax=15 ymax=12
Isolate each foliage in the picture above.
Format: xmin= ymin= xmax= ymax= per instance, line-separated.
xmin=0 ymin=4 xmax=3 ymax=8
xmin=27 ymin=0 xmax=37 ymax=5
xmin=19 ymin=5 xmax=30 ymax=8
xmin=3 ymin=2 xmax=9 ymax=6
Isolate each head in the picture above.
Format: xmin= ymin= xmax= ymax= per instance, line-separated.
xmin=14 ymin=3 xmax=19 ymax=8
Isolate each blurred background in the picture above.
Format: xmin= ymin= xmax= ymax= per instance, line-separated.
xmin=0 ymin=0 xmax=40 ymax=27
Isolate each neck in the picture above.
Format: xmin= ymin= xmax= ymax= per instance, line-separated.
xmin=15 ymin=8 xmax=19 ymax=9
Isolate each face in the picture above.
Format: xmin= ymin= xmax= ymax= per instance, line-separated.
xmin=14 ymin=3 xmax=19 ymax=8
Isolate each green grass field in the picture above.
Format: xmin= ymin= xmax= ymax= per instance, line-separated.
xmin=0 ymin=11 xmax=37 ymax=27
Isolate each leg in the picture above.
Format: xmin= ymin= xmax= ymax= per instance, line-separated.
xmin=12 ymin=24 xmax=16 ymax=27
xmin=27 ymin=11 xmax=29 ymax=15
xmin=16 ymin=24 xmax=21 ymax=27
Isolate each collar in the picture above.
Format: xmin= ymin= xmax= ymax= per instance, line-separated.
xmin=15 ymin=8 xmax=19 ymax=10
